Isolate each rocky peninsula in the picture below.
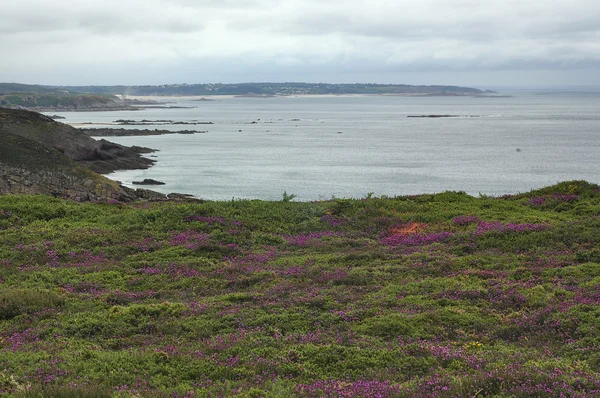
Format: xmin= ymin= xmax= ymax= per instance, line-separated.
xmin=80 ymin=128 xmax=206 ymax=137
xmin=0 ymin=107 xmax=189 ymax=202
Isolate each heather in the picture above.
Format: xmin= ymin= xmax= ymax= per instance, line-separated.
xmin=0 ymin=180 xmax=600 ymax=397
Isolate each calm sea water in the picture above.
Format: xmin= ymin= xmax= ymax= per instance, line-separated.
xmin=51 ymin=90 xmax=600 ymax=201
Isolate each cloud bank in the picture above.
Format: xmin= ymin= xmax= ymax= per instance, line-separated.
xmin=2 ymin=0 xmax=600 ymax=86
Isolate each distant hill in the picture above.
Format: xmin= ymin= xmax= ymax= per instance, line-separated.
xmin=0 ymin=83 xmax=56 ymax=94
xmin=0 ymin=131 xmax=126 ymax=201
xmin=0 ymin=92 xmax=137 ymax=112
xmin=0 ymin=82 xmax=487 ymax=97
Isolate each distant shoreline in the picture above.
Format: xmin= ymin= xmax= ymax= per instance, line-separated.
xmin=122 ymin=92 xmax=501 ymax=101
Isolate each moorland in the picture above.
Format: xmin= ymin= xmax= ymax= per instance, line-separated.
xmin=1 ymin=181 xmax=600 ymax=397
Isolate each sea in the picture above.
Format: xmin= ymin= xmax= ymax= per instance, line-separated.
xmin=48 ymin=90 xmax=600 ymax=201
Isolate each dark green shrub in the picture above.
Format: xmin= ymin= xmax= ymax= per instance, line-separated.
xmin=0 ymin=289 xmax=64 ymax=319
xmin=13 ymin=385 xmax=113 ymax=397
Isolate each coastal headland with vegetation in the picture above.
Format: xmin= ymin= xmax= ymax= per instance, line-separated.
xmin=3 ymin=0 xmax=599 ymax=392
xmin=0 ymin=107 xmax=180 ymax=202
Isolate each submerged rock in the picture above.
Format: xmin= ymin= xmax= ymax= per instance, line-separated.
xmin=407 ymin=114 xmax=460 ymax=118
xmin=132 ymin=179 xmax=166 ymax=186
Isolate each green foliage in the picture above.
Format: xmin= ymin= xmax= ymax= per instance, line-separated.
xmin=358 ymin=313 xmax=424 ymax=339
xmin=12 ymin=385 xmax=113 ymax=398
xmin=0 ymin=288 xmax=64 ymax=319
xmin=281 ymin=191 xmax=297 ymax=202
xmin=0 ymin=181 xmax=600 ymax=396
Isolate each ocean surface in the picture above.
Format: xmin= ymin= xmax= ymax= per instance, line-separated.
xmin=51 ymin=90 xmax=600 ymax=201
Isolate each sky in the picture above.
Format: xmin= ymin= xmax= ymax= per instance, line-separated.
xmin=1 ymin=0 xmax=600 ymax=88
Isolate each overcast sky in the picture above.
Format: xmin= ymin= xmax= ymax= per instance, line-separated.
xmin=2 ymin=0 xmax=600 ymax=88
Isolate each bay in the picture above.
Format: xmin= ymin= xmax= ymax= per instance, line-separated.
xmin=51 ymin=91 xmax=600 ymax=200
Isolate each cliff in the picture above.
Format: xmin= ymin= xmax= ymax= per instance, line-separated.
xmin=0 ymin=108 xmax=165 ymax=202
xmin=0 ymin=133 xmax=135 ymax=201
xmin=0 ymin=108 xmax=154 ymax=174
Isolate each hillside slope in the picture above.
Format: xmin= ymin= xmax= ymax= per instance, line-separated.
xmin=0 ymin=181 xmax=599 ymax=396
xmin=0 ymin=107 xmax=169 ymax=201
xmin=0 ymin=107 xmax=154 ymax=174
xmin=0 ymin=132 xmax=131 ymax=201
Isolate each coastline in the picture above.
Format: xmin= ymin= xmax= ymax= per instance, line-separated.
xmin=122 ymin=92 xmax=493 ymax=101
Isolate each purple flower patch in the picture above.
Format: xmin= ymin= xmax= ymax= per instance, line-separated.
xmin=527 ymin=194 xmax=578 ymax=207
xmin=170 ymin=230 xmax=210 ymax=249
xmin=473 ymin=221 xmax=548 ymax=236
xmin=284 ymin=231 xmax=340 ymax=246
xmin=453 ymin=215 xmax=481 ymax=225
xmin=296 ymin=379 xmax=401 ymax=397
xmin=382 ymin=232 xmax=453 ymax=247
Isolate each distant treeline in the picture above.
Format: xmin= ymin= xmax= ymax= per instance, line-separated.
xmin=0 ymin=82 xmax=485 ymax=96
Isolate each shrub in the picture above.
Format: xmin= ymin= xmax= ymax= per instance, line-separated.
xmin=0 ymin=289 xmax=64 ymax=320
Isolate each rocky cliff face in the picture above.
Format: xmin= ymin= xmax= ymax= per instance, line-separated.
xmin=0 ymin=107 xmax=166 ymax=202
xmin=0 ymin=108 xmax=155 ymax=174
xmin=0 ymin=164 xmax=132 ymax=202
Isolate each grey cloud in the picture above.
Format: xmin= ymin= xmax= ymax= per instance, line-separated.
xmin=259 ymin=4 xmax=600 ymax=43
xmin=171 ymin=0 xmax=274 ymax=9
xmin=1 ymin=0 xmax=600 ymax=86
xmin=261 ymin=14 xmax=503 ymax=42
xmin=0 ymin=2 xmax=204 ymax=35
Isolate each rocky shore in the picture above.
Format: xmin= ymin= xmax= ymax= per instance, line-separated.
xmin=133 ymin=178 xmax=166 ymax=185
xmin=80 ymin=128 xmax=206 ymax=137
xmin=113 ymin=119 xmax=213 ymax=125
xmin=17 ymin=104 xmax=140 ymax=112
xmin=0 ymin=107 xmax=195 ymax=202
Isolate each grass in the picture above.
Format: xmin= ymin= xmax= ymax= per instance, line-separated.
xmin=0 ymin=180 xmax=600 ymax=397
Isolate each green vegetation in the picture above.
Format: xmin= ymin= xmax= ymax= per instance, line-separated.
xmin=0 ymin=134 xmax=77 ymax=172
xmin=1 ymin=181 xmax=600 ymax=396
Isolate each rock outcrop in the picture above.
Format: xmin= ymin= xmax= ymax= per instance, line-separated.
xmin=0 ymin=164 xmax=134 ymax=202
xmin=80 ymin=128 xmax=206 ymax=137
xmin=132 ymin=179 xmax=166 ymax=185
xmin=0 ymin=107 xmax=167 ymax=202
xmin=0 ymin=108 xmax=155 ymax=174
xmin=0 ymin=132 xmax=135 ymax=201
